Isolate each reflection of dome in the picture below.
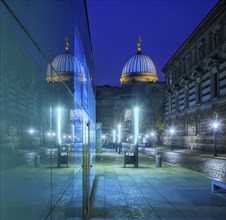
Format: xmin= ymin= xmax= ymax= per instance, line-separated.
xmin=120 ymin=37 xmax=158 ymax=85
xmin=46 ymin=37 xmax=85 ymax=82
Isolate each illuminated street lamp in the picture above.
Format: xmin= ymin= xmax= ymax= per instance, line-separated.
xmin=112 ymin=129 xmax=116 ymax=143
xmin=211 ymin=120 xmax=219 ymax=157
xmin=28 ymin=128 xmax=35 ymax=135
xmin=57 ymin=107 xmax=62 ymax=145
xmin=169 ymin=127 xmax=176 ymax=150
xmin=150 ymin=131 xmax=156 ymax=148
xmin=134 ymin=107 xmax=139 ymax=168
xmin=118 ymin=124 xmax=121 ymax=144
xmin=72 ymin=124 xmax=75 ymax=143
xmin=102 ymin=135 xmax=106 ymax=143
xmin=134 ymin=107 xmax=139 ymax=146
xmin=117 ymin=124 xmax=122 ymax=154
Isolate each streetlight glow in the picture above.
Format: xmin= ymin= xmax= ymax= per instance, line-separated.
xmin=212 ymin=122 xmax=219 ymax=129
xmin=134 ymin=107 xmax=139 ymax=168
xmin=113 ymin=129 xmax=116 ymax=143
xmin=57 ymin=107 xmax=62 ymax=145
xmin=118 ymin=124 xmax=121 ymax=144
xmin=169 ymin=128 xmax=175 ymax=135
xmin=169 ymin=126 xmax=176 ymax=150
xmin=28 ymin=128 xmax=34 ymax=135
xmin=134 ymin=107 xmax=139 ymax=145
xmin=211 ymin=117 xmax=220 ymax=157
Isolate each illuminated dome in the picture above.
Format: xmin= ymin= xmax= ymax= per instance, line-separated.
xmin=46 ymin=37 xmax=85 ymax=82
xmin=120 ymin=37 xmax=158 ymax=85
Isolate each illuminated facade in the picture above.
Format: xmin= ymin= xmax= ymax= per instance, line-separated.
xmin=97 ymin=38 xmax=165 ymax=144
xmin=0 ymin=0 xmax=95 ymax=219
xmin=163 ymin=0 xmax=226 ymax=153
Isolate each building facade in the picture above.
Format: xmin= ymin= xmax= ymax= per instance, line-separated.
xmin=162 ymin=0 xmax=226 ymax=153
xmin=97 ymin=39 xmax=165 ymax=145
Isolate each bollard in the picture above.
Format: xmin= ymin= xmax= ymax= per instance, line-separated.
xmin=35 ymin=155 xmax=40 ymax=167
xmin=156 ymin=155 xmax=161 ymax=167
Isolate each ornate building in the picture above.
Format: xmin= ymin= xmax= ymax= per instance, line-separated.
xmin=162 ymin=0 xmax=226 ymax=153
xmin=97 ymin=38 xmax=165 ymax=144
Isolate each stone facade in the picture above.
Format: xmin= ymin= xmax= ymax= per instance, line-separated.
xmin=162 ymin=0 xmax=226 ymax=153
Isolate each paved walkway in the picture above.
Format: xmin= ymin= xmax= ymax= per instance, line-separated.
xmin=89 ymin=151 xmax=226 ymax=219
xmin=140 ymin=147 xmax=226 ymax=180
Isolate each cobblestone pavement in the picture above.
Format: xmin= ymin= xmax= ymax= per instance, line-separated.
xmin=140 ymin=147 xmax=226 ymax=180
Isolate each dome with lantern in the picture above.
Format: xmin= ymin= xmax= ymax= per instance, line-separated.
xmin=46 ymin=36 xmax=85 ymax=82
xmin=120 ymin=37 xmax=158 ymax=85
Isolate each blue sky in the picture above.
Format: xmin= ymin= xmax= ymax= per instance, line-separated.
xmin=87 ymin=0 xmax=218 ymax=86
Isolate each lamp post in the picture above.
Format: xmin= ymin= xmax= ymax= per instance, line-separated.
xmin=57 ymin=107 xmax=62 ymax=145
xmin=211 ymin=121 xmax=219 ymax=157
xmin=113 ymin=129 xmax=116 ymax=144
xmin=28 ymin=128 xmax=35 ymax=151
xmin=169 ymin=127 xmax=175 ymax=150
xmin=150 ymin=131 xmax=155 ymax=148
xmin=118 ymin=124 xmax=121 ymax=153
xmin=134 ymin=107 xmax=139 ymax=168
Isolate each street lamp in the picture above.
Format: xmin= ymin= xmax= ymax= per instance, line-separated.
xmin=117 ymin=124 xmax=122 ymax=153
xmin=134 ymin=107 xmax=139 ymax=146
xmin=112 ymin=129 xmax=116 ymax=143
xmin=169 ymin=127 xmax=176 ymax=150
xmin=102 ymin=135 xmax=105 ymax=143
xmin=118 ymin=124 xmax=121 ymax=144
xmin=57 ymin=107 xmax=62 ymax=145
xmin=28 ymin=128 xmax=35 ymax=135
xmin=134 ymin=107 xmax=139 ymax=168
xmin=150 ymin=131 xmax=155 ymax=148
xmin=211 ymin=121 xmax=219 ymax=157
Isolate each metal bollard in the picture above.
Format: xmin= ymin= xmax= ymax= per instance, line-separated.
xmin=156 ymin=155 xmax=161 ymax=167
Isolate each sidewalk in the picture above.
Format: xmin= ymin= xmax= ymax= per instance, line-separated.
xmin=89 ymin=151 xmax=226 ymax=219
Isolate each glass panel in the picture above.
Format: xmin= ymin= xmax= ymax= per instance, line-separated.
xmin=0 ymin=0 xmax=96 ymax=219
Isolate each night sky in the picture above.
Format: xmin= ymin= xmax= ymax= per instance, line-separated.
xmin=87 ymin=0 xmax=218 ymax=87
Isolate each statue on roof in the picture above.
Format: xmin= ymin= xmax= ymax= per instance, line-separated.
xmin=137 ymin=36 xmax=142 ymax=52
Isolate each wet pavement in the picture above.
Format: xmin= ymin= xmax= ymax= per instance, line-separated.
xmin=89 ymin=150 xmax=226 ymax=219
xmin=1 ymin=146 xmax=226 ymax=219
xmin=140 ymin=147 xmax=226 ymax=180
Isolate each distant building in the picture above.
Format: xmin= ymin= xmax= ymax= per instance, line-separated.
xmin=96 ymin=38 xmax=165 ymax=144
xmin=0 ymin=23 xmax=41 ymax=149
xmin=162 ymin=0 xmax=226 ymax=153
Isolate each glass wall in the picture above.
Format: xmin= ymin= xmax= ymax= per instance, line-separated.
xmin=0 ymin=0 xmax=96 ymax=219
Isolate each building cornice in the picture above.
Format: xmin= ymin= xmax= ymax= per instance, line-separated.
xmin=162 ymin=0 xmax=225 ymax=73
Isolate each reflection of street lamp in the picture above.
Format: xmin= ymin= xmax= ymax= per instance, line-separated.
xmin=28 ymin=128 xmax=35 ymax=135
xmin=134 ymin=107 xmax=139 ymax=146
xmin=57 ymin=107 xmax=62 ymax=145
xmin=102 ymin=135 xmax=106 ymax=143
xmin=113 ymin=129 xmax=116 ymax=143
xmin=118 ymin=124 xmax=121 ymax=144
xmin=211 ymin=121 xmax=219 ymax=157
xmin=134 ymin=107 xmax=139 ymax=168
xmin=150 ymin=131 xmax=156 ymax=148
xmin=28 ymin=128 xmax=35 ymax=151
xmin=169 ymin=127 xmax=176 ymax=150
